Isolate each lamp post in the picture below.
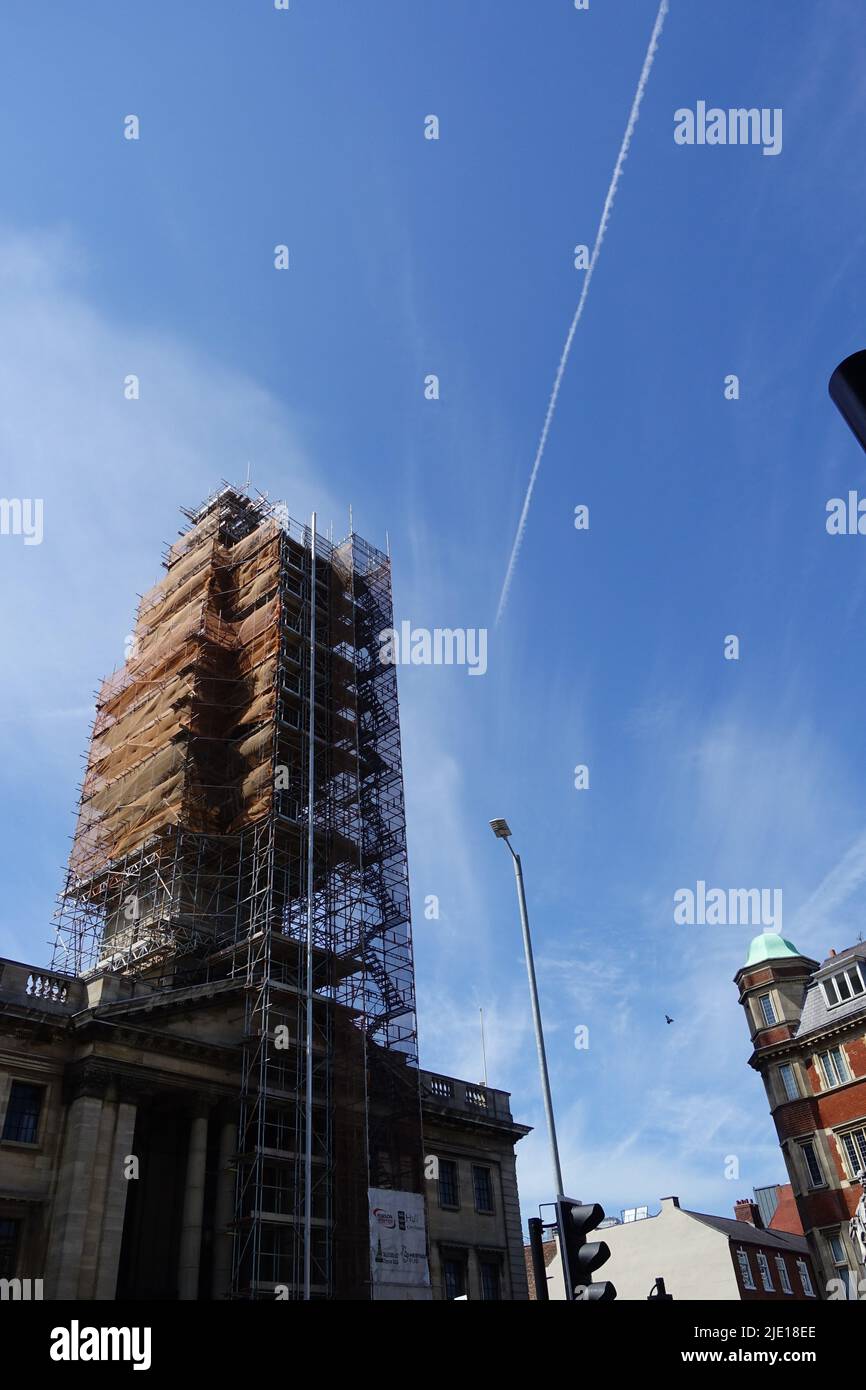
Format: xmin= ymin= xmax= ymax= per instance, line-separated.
xmin=489 ymin=818 xmax=565 ymax=1199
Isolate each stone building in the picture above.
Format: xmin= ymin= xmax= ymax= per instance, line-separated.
xmin=0 ymin=489 xmax=536 ymax=1301
xmin=0 ymin=957 xmax=530 ymax=1300
xmin=419 ymin=1070 xmax=530 ymax=1301
xmin=734 ymin=931 xmax=866 ymax=1296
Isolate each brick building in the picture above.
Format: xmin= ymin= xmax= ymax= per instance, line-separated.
xmin=735 ymin=931 xmax=866 ymax=1296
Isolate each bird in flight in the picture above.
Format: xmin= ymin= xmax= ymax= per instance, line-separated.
xmin=665 ymin=1015 xmax=674 ymax=1025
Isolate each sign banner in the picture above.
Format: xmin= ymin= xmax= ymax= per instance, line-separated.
xmin=369 ymin=1187 xmax=431 ymax=1292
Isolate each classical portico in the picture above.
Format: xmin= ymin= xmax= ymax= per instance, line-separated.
xmin=1 ymin=958 xmax=242 ymax=1301
xmin=1 ymin=954 xmax=532 ymax=1300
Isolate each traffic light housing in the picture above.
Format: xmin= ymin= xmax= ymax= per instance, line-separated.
xmin=555 ymin=1198 xmax=617 ymax=1301
xmin=829 ymin=349 xmax=866 ymax=455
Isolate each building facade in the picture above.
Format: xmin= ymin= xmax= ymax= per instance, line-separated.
xmin=420 ymin=1070 xmax=529 ymax=1301
xmin=527 ymin=1196 xmax=817 ymax=1301
xmin=735 ymin=931 xmax=866 ymax=1297
xmin=0 ymin=960 xmax=530 ymax=1299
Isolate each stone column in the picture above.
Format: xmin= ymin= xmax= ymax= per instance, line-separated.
xmin=177 ymin=1103 xmax=210 ymax=1300
xmin=211 ymin=1111 xmax=237 ymax=1299
xmin=44 ymin=1085 xmax=106 ymax=1299
xmin=77 ymin=1093 xmax=119 ymax=1298
xmin=94 ymin=1097 xmax=138 ymax=1299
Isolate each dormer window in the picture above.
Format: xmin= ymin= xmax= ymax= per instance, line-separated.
xmin=821 ymin=963 xmax=865 ymax=1009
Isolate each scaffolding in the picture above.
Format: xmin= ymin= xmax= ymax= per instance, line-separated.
xmin=51 ymin=486 xmax=424 ymax=1299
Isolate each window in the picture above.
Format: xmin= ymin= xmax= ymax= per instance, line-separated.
xmin=736 ymin=1248 xmax=755 ymax=1290
xmin=756 ymin=1251 xmax=774 ymax=1292
xmin=778 ymin=1063 xmax=799 ymax=1101
xmin=480 ymin=1259 xmax=501 ymax=1301
xmin=759 ymin=994 xmax=777 ymax=1026
xmin=827 ymin=1231 xmax=856 ymax=1300
xmin=800 ymin=1140 xmax=824 ymax=1188
xmin=821 ymin=963 xmax=865 ymax=1008
xmin=0 ymin=1218 xmax=19 ymax=1278
xmin=443 ymin=1258 xmax=465 ymax=1300
xmin=840 ymin=1126 xmax=866 ymax=1179
xmin=775 ymin=1255 xmax=792 ymax=1295
xmin=438 ymin=1159 xmax=459 ymax=1209
xmin=796 ymin=1258 xmax=815 ymax=1297
xmin=472 ymin=1166 xmax=494 ymax=1214
xmin=817 ymin=1046 xmax=849 ymax=1089
xmin=1 ymin=1082 xmax=43 ymax=1145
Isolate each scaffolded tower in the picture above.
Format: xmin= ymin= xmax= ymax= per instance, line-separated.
xmin=52 ymin=486 xmax=425 ymax=1299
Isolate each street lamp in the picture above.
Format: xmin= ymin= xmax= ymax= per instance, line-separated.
xmin=489 ymin=818 xmax=565 ymax=1199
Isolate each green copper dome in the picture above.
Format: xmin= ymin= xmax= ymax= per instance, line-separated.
xmin=743 ymin=931 xmax=802 ymax=968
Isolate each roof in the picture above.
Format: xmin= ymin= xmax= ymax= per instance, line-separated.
xmin=767 ymin=1185 xmax=804 ymax=1236
xmin=742 ymin=931 xmax=805 ymax=968
xmin=795 ymin=944 xmax=866 ymax=1040
xmin=683 ymin=1209 xmax=810 ymax=1254
xmin=752 ymin=1183 xmax=780 ymax=1228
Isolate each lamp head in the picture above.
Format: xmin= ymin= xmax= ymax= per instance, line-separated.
xmin=489 ymin=818 xmax=512 ymax=840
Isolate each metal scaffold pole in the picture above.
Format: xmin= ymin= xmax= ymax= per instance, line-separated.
xmin=303 ymin=511 xmax=317 ymax=1301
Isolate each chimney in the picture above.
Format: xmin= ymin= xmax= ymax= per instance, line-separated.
xmin=734 ymin=1199 xmax=764 ymax=1229
xmin=829 ymin=949 xmax=837 ymax=958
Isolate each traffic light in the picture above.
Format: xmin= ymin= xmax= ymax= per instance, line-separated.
xmin=527 ymin=1217 xmax=550 ymax=1302
xmin=829 ymin=349 xmax=866 ymax=455
xmin=555 ymin=1198 xmax=617 ymax=1301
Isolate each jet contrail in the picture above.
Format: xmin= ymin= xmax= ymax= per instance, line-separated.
xmin=495 ymin=0 xmax=670 ymax=625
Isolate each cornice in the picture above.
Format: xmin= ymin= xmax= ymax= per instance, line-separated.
xmin=420 ymin=1104 xmax=531 ymax=1143
xmin=751 ymin=1013 xmax=866 ymax=1067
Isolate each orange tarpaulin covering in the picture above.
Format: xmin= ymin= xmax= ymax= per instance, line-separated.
xmin=70 ymin=520 xmax=283 ymax=878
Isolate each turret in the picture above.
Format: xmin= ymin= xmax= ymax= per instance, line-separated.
xmin=734 ymin=931 xmax=818 ymax=1052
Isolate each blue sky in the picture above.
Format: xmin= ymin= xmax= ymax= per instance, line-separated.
xmin=2 ymin=0 xmax=866 ymax=1232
